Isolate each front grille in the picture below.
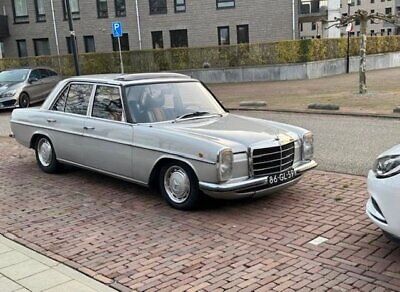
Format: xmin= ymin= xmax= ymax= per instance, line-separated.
xmin=251 ymin=142 xmax=295 ymax=178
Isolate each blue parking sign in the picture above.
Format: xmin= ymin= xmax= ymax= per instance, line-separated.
xmin=112 ymin=22 xmax=123 ymax=38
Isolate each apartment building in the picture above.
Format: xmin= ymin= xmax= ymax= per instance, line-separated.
xmin=299 ymin=0 xmax=399 ymax=39
xmin=0 ymin=0 xmax=299 ymax=58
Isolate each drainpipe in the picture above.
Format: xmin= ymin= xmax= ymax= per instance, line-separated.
xmin=135 ymin=0 xmax=142 ymax=50
xmin=292 ymin=0 xmax=296 ymax=40
xmin=50 ymin=0 xmax=62 ymax=72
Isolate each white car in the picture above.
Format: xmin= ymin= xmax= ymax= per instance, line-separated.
xmin=367 ymin=144 xmax=400 ymax=241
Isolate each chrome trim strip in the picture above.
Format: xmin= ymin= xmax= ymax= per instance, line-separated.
xmin=253 ymin=153 xmax=294 ymax=165
xmin=11 ymin=120 xmax=216 ymax=165
xmin=199 ymin=160 xmax=317 ymax=193
xmin=57 ymin=158 xmax=148 ymax=186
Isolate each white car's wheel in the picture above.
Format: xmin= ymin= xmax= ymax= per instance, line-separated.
xmin=159 ymin=162 xmax=202 ymax=210
xmin=35 ymin=137 xmax=61 ymax=173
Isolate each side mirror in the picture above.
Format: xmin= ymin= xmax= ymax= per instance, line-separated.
xmin=28 ymin=77 xmax=39 ymax=84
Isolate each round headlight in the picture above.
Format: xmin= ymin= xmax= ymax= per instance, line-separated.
xmin=218 ymin=148 xmax=233 ymax=182
xmin=373 ymin=155 xmax=400 ymax=178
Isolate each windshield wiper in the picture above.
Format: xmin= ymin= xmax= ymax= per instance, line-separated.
xmin=175 ymin=111 xmax=219 ymax=121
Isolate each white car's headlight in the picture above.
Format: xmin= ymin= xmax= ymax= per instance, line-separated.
xmin=1 ymin=90 xmax=17 ymax=98
xmin=373 ymin=155 xmax=400 ymax=178
xmin=218 ymin=148 xmax=233 ymax=182
xmin=302 ymin=132 xmax=314 ymax=161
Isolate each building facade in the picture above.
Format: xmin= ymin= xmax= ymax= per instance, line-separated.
xmin=299 ymin=0 xmax=399 ymax=39
xmin=0 ymin=0 xmax=299 ymax=58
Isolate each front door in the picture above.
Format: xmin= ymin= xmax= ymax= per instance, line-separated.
xmin=81 ymin=84 xmax=133 ymax=178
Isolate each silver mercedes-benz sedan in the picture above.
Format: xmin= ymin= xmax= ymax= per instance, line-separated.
xmin=10 ymin=73 xmax=317 ymax=210
xmin=0 ymin=67 xmax=61 ymax=109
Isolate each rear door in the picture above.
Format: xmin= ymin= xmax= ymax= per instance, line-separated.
xmin=80 ymin=84 xmax=133 ymax=178
xmin=46 ymin=82 xmax=94 ymax=163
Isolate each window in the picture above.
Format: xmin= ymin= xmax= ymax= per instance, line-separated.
xmin=386 ymin=7 xmax=392 ymax=14
xmin=111 ymin=33 xmax=130 ymax=51
xmin=370 ymin=30 xmax=375 ymax=36
xmin=29 ymin=69 xmax=41 ymax=82
xmin=16 ymin=40 xmax=28 ymax=57
xmin=97 ymin=0 xmax=108 ymax=18
xmin=237 ymin=25 xmax=249 ymax=44
xmin=62 ymin=0 xmax=80 ymax=19
xmin=66 ymin=36 xmax=77 ymax=54
xmin=33 ymin=38 xmax=50 ymax=56
xmin=371 ymin=0 xmax=374 ymax=2
xmin=170 ymin=29 xmax=188 ymax=48
xmin=357 ymin=0 xmax=361 ymax=5
xmin=388 ymin=28 xmax=392 ymax=35
xmin=149 ymin=0 xmax=167 ymax=14
xmin=12 ymin=0 xmax=29 ymax=23
xmin=381 ymin=29 xmax=385 ymax=36
xmin=216 ymin=0 xmax=235 ymax=9
xmin=84 ymin=36 xmax=96 ymax=53
xmin=92 ymin=86 xmax=123 ymax=121
xmin=34 ymin=0 xmax=46 ymax=22
xmin=52 ymin=87 xmax=69 ymax=111
xmin=174 ymin=0 xmax=186 ymax=12
xmin=64 ymin=84 xmax=93 ymax=115
xmin=115 ymin=0 xmax=126 ymax=16
xmin=152 ymin=31 xmax=164 ymax=49
xmin=218 ymin=26 xmax=230 ymax=46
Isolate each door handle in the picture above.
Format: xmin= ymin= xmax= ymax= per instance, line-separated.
xmin=46 ymin=119 xmax=56 ymax=123
xmin=83 ymin=126 xmax=95 ymax=130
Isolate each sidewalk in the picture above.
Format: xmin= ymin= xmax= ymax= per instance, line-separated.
xmin=0 ymin=235 xmax=116 ymax=292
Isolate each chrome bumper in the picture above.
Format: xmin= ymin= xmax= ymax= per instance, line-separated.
xmin=199 ymin=160 xmax=317 ymax=200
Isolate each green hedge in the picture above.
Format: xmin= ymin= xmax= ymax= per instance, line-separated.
xmin=1 ymin=36 xmax=400 ymax=75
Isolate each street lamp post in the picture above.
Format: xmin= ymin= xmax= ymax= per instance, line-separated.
xmin=65 ymin=0 xmax=80 ymax=76
xmin=346 ymin=0 xmax=352 ymax=74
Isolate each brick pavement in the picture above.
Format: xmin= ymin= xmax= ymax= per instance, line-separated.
xmin=1 ymin=137 xmax=399 ymax=291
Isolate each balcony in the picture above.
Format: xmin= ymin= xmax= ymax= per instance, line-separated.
xmin=0 ymin=16 xmax=10 ymax=39
xmin=299 ymin=0 xmax=328 ymax=23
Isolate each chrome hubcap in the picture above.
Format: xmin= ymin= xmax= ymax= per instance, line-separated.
xmin=37 ymin=138 xmax=52 ymax=167
xmin=164 ymin=166 xmax=190 ymax=204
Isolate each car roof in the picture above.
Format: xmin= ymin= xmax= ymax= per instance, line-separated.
xmin=3 ymin=67 xmax=57 ymax=71
xmin=67 ymin=72 xmax=195 ymax=86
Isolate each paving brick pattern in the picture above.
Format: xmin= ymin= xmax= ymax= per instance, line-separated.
xmin=1 ymin=137 xmax=400 ymax=291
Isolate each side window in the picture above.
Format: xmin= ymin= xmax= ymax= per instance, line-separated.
xmin=39 ymin=69 xmax=49 ymax=79
xmin=52 ymin=86 xmax=69 ymax=111
xmin=29 ymin=70 xmax=41 ymax=80
xmin=92 ymin=86 xmax=123 ymax=121
xmin=64 ymin=84 xmax=93 ymax=115
xmin=46 ymin=69 xmax=57 ymax=76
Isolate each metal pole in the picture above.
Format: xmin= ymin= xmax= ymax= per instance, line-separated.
xmin=118 ymin=37 xmax=124 ymax=73
xmin=292 ymin=0 xmax=296 ymax=40
xmin=135 ymin=0 xmax=142 ymax=49
xmin=346 ymin=3 xmax=351 ymax=74
xmin=50 ymin=0 xmax=62 ymax=74
xmin=65 ymin=0 xmax=80 ymax=75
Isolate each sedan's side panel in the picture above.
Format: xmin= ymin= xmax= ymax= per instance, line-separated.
xmin=81 ymin=118 xmax=134 ymax=177
xmin=132 ymin=125 xmax=222 ymax=184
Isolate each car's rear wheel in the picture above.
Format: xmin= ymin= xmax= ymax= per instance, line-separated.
xmin=159 ymin=162 xmax=202 ymax=210
xmin=35 ymin=136 xmax=61 ymax=173
xmin=19 ymin=92 xmax=30 ymax=108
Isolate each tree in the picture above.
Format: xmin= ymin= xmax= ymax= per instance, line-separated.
xmin=328 ymin=10 xmax=399 ymax=94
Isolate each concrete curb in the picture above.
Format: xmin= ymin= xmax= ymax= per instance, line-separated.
xmin=227 ymin=107 xmax=400 ymax=120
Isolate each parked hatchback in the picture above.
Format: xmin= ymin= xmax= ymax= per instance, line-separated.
xmin=0 ymin=67 xmax=61 ymax=109
xmin=367 ymin=144 xmax=400 ymax=241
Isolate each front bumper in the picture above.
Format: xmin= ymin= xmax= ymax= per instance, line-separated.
xmin=199 ymin=160 xmax=317 ymax=199
xmin=0 ymin=98 xmax=17 ymax=109
xmin=366 ymin=170 xmax=400 ymax=238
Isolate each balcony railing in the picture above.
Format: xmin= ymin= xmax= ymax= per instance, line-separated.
xmin=0 ymin=16 xmax=10 ymax=39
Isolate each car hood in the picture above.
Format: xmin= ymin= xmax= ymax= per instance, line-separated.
xmin=378 ymin=144 xmax=400 ymax=158
xmin=0 ymin=82 xmax=21 ymax=94
xmin=155 ymin=113 xmax=303 ymax=152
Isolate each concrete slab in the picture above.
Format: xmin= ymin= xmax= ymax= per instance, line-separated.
xmin=18 ymin=269 xmax=71 ymax=291
xmin=0 ymin=251 xmax=29 ymax=269
xmin=0 ymin=259 xmax=49 ymax=280
xmin=0 ymin=276 xmax=23 ymax=292
xmin=44 ymin=280 xmax=96 ymax=292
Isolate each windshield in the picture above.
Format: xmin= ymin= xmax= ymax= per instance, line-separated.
xmin=0 ymin=69 xmax=30 ymax=83
xmin=125 ymin=81 xmax=225 ymax=123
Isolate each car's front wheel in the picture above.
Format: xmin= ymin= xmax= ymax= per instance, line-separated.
xmin=19 ymin=92 xmax=30 ymax=108
xmin=159 ymin=162 xmax=202 ymax=210
xmin=35 ymin=136 xmax=61 ymax=173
